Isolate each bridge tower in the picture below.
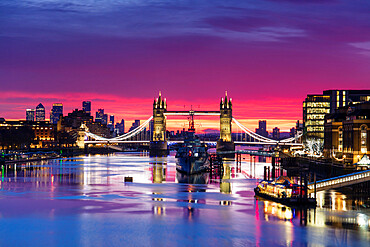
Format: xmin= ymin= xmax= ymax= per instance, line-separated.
xmin=217 ymin=91 xmax=235 ymax=153
xmin=150 ymin=92 xmax=168 ymax=156
xmin=76 ymin=128 xmax=86 ymax=149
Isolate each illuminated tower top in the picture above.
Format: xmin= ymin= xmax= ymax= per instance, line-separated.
xmin=220 ymin=91 xmax=232 ymax=109
xmin=153 ymin=91 xmax=167 ymax=110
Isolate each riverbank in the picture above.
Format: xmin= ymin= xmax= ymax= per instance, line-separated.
xmin=1 ymin=147 xmax=122 ymax=165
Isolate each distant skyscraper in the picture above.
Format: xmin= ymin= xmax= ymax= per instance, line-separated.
xmin=102 ymin=114 xmax=108 ymax=125
xmin=35 ymin=103 xmax=45 ymax=121
xmin=50 ymin=103 xmax=63 ymax=124
xmin=134 ymin=120 xmax=140 ymax=127
xmin=107 ymin=115 xmax=115 ymax=132
xmin=117 ymin=119 xmax=125 ymax=134
xmin=129 ymin=120 xmax=140 ymax=131
xmin=272 ymin=127 xmax=280 ymax=140
xmin=82 ymin=101 xmax=91 ymax=115
xmin=255 ymin=120 xmax=268 ymax=137
xmin=109 ymin=115 xmax=114 ymax=125
xmin=95 ymin=109 xmax=104 ymax=123
xmin=26 ymin=109 xmax=35 ymax=121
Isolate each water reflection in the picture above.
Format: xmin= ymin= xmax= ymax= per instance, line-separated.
xmin=151 ymin=157 xmax=167 ymax=183
xmin=176 ymin=172 xmax=209 ymax=185
xmin=220 ymin=163 xmax=231 ymax=194
xmin=316 ymin=190 xmax=370 ymax=211
xmin=259 ymin=199 xmax=370 ymax=231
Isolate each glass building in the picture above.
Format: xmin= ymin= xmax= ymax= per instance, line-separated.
xmin=35 ymin=103 xmax=45 ymax=121
xmin=26 ymin=109 xmax=35 ymax=121
xmin=95 ymin=109 xmax=104 ymax=123
xmin=303 ymin=95 xmax=331 ymax=138
xmin=82 ymin=101 xmax=91 ymax=115
xmin=50 ymin=103 xmax=63 ymax=124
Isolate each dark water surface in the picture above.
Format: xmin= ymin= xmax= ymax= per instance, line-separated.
xmin=0 ymin=152 xmax=369 ymax=246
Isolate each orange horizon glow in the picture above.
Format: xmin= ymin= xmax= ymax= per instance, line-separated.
xmin=1 ymin=91 xmax=302 ymax=133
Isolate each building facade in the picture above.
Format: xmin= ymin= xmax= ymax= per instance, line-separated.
xmin=256 ymin=120 xmax=268 ymax=137
xmin=82 ymin=101 xmax=91 ymax=115
xmin=95 ymin=109 xmax=104 ymax=123
xmin=0 ymin=120 xmax=55 ymax=149
xmin=324 ymin=102 xmax=370 ymax=164
xmin=50 ymin=103 xmax=63 ymax=124
xmin=26 ymin=109 xmax=35 ymax=121
xmin=303 ymin=94 xmax=331 ymax=139
xmin=272 ymin=127 xmax=280 ymax=140
xmin=115 ymin=119 xmax=125 ymax=135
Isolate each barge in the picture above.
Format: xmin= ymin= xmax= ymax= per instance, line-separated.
xmin=254 ymin=176 xmax=316 ymax=208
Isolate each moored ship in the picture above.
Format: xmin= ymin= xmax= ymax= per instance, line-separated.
xmin=175 ymin=112 xmax=210 ymax=175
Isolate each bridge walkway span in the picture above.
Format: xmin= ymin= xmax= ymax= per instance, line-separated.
xmin=308 ymin=170 xmax=370 ymax=193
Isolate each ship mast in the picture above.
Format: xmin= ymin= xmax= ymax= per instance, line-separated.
xmin=188 ymin=105 xmax=195 ymax=133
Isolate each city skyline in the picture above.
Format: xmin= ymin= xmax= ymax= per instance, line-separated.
xmin=6 ymin=96 xmax=299 ymax=132
xmin=1 ymin=1 xmax=369 ymax=131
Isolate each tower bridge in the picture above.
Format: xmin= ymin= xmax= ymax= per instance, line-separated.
xmin=80 ymin=92 xmax=303 ymax=156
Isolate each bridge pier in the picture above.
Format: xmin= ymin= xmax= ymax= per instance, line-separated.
xmin=149 ymin=141 xmax=168 ymax=156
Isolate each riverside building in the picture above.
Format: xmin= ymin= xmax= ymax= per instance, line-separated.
xmin=324 ymin=102 xmax=370 ymax=164
xmin=303 ymin=90 xmax=370 ymax=139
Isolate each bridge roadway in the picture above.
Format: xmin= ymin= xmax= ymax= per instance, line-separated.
xmin=164 ymin=111 xmax=220 ymax=116
xmin=85 ymin=140 xmax=302 ymax=146
xmin=308 ymin=170 xmax=370 ymax=193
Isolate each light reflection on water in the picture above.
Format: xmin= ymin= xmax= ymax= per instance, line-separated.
xmin=0 ymin=152 xmax=369 ymax=246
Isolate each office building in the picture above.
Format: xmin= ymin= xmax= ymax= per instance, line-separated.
xmin=109 ymin=115 xmax=114 ymax=125
xmin=272 ymin=127 xmax=280 ymax=140
xmin=102 ymin=114 xmax=108 ymax=125
xmin=50 ymin=103 xmax=63 ymax=124
xmin=323 ymin=90 xmax=370 ymax=113
xmin=129 ymin=120 xmax=140 ymax=132
xmin=303 ymin=94 xmax=330 ymax=139
xmin=115 ymin=119 xmax=125 ymax=135
xmin=255 ymin=120 xmax=268 ymax=137
xmin=26 ymin=109 xmax=35 ymax=121
xmin=82 ymin=101 xmax=91 ymax=115
xmin=35 ymin=103 xmax=45 ymax=121
xmin=95 ymin=109 xmax=104 ymax=123
xmin=304 ymin=90 xmax=370 ymax=139
xmin=59 ymin=109 xmax=93 ymax=130
xmin=107 ymin=115 xmax=115 ymax=132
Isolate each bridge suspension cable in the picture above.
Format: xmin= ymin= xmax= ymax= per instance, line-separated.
xmin=85 ymin=116 xmax=153 ymax=141
xmin=232 ymin=118 xmax=302 ymax=144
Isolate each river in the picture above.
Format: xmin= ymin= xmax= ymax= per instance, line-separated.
xmin=0 ymin=152 xmax=369 ymax=246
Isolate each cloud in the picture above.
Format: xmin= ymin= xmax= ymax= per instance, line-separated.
xmin=350 ymin=41 xmax=370 ymax=56
xmin=266 ymin=0 xmax=337 ymax=3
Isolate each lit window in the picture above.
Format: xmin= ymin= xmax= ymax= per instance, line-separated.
xmin=338 ymin=127 xmax=343 ymax=152
xmin=360 ymin=125 xmax=367 ymax=154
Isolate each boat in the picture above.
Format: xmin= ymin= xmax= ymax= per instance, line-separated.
xmin=175 ymin=112 xmax=210 ymax=175
xmin=254 ymin=176 xmax=316 ymax=208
